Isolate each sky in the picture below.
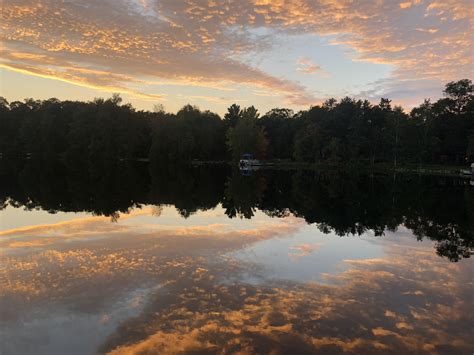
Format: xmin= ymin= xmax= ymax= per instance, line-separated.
xmin=1 ymin=0 xmax=473 ymax=115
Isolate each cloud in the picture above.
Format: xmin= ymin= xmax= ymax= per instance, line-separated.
xmin=415 ymin=27 xmax=439 ymax=33
xmin=354 ymin=77 xmax=446 ymax=108
xmin=288 ymin=242 xmax=322 ymax=259
xmin=296 ymin=57 xmax=322 ymax=75
xmin=1 ymin=0 xmax=317 ymax=105
xmin=399 ymin=2 xmax=413 ymax=9
xmin=1 ymin=0 xmax=472 ymax=108
xmin=0 ymin=208 xmax=151 ymax=239
xmin=0 ymin=206 xmax=303 ymax=243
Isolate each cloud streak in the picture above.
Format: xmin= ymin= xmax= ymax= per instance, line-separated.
xmin=296 ymin=57 xmax=322 ymax=75
xmin=1 ymin=0 xmax=472 ymax=108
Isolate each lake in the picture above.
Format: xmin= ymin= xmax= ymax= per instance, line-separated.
xmin=1 ymin=159 xmax=473 ymax=354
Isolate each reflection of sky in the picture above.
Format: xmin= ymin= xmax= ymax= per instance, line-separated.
xmin=1 ymin=285 xmax=161 ymax=355
xmin=1 ymin=205 xmax=473 ymax=354
xmin=231 ymin=224 xmax=385 ymax=284
xmin=0 ymin=205 xmax=90 ymax=230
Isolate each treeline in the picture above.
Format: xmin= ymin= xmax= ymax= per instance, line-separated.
xmin=1 ymin=79 xmax=473 ymax=165
xmin=0 ymin=159 xmax=472 ymax=261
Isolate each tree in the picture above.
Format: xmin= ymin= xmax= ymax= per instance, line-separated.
xmin=259 ymin=108 xmax=295 ymax=159
xmin=467 ymin=134 xmax=474 ymax=162
xmin=224 ymin=104 xmax=242 ymax=127
xmin=226 ymin=108 xmax=268 ymax=161
xmin=443 ymin=79 xmax=474 ymax=114
xmin=1 ymin=79 xmax=472 ymax=166
xmin=242 ymin=105 xmax=259 ymax=120
xmin=294 ymin=124 xmax=322 ymax=163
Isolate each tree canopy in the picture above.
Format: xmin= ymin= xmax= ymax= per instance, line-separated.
xmin=1 ymin=79 xmax=473 ymax=166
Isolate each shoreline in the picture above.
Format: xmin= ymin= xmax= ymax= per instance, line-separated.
xmin=192 ymin=160 xmax=471 ymax=177
xmin=1 ymin=155 xmax=471 ymax=178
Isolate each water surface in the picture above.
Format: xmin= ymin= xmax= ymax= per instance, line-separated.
xmin=1 ymin=160 xmax=473 ymax=354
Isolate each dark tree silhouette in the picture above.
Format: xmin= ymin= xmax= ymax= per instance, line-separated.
xmin=1 ymin=79 xmax=472 ymax=165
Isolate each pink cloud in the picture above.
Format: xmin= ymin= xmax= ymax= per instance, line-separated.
xmin=1 ymin=0 xmax=472 ymax=107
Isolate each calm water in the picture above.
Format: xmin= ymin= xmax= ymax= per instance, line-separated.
xmin=0 ymin=160 xmax=473 ymax=354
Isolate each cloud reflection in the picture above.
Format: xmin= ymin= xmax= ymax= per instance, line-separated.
xmin=288 ymin=242 xmax=322 ymax=260
xmin=0 ymin=206 xmax=472 ymax=354
xmin=103 ymin=245 xmax=473 ymax=354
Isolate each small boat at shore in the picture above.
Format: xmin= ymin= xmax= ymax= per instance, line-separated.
xmin=239 ymin=153 xmax=273 ymax=169
xmin=239 ymin=153 xmax=259 ymax=168
xmin=460 ymin=163 xmax=474 ymax=176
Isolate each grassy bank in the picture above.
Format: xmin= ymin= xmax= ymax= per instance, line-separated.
xmin=267 ymin=161 xmax=469 ymax=177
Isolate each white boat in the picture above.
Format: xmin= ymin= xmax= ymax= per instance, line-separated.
xmin=239 ymin=154 xmax=261 ymax=169
xmin=461 ymin=163 xmax=474 ymax=176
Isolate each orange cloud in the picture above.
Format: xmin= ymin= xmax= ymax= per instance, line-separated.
xmin=288 ymin=242 xmax=322 ymax=259
xmin=1 ymin=0 xmax=472 ymax=108
xmin=296 ymin=57 xmax=322 ymax=75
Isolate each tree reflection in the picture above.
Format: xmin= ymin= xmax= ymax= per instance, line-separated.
xmin=222 ymin=169 xmax=266 ymax=219
xmin=1 ymin=158 xmax=472 ymax=261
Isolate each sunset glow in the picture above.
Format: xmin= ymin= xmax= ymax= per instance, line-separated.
xmin=2 ymin=0 xmax=473 ymax=114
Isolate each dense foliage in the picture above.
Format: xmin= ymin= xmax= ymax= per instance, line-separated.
xmin=1 ymin=80 xmax=473 ymax=165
